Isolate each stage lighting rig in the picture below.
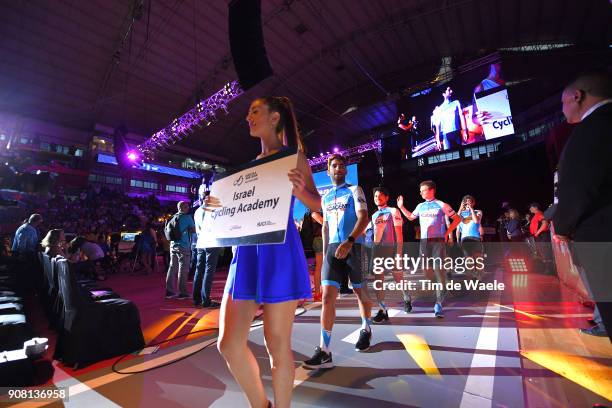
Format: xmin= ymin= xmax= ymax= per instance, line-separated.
xmin=137 ymin=80 xmax=243 ymax=160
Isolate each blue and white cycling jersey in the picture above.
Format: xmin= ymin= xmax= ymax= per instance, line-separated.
xmin=412 ymin=199 xmax=456 ymax=239
xmin=458 ymin=209 xmax=482 ymax=240
xmin=371 ymin=206 xmax=403 ymax=244
xmin=322 ymin=183 xmax=367 ymax=244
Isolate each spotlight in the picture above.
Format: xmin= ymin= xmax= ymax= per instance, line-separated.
xmin=333 ymin=147 xmax=339 ymax=153
xmin=126 ymin=150 xmax=141 ymax=162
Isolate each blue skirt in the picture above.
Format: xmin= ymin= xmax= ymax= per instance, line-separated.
xmin=224 ymin=216 xmax=312 ymax=304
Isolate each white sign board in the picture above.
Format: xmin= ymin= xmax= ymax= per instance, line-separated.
xmin=475 ymin=88 xmax=514 ymax=140
xmin=200 ymin=150 xmax=298 ymax=247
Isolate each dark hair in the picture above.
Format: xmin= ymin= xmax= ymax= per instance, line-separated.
xmin=258 ymin=96 xmax=304 ymax=152
xmin=459 ymin=195 xmax=476 ymax=212
xmin=565 ymin=68 xmax=612 ymax=98
xmin=529 ymin=202 xmax=541 ymax=210
xmin=327 ymin=154 xmax=346 ymax=169
xmin=67 ymin=236 xmax=86 ymax=254
xmin=419 ymin=180 xmax=436 ymax=191
xmin=28 ymin=213 xmax=43 ymax=224
xmin=373 ymin=186 xmax=389 ymax=197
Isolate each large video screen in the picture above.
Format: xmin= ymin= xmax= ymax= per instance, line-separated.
xmin=396 ymin=60 xmax=514 ymax=158
xmin=293 ymin=163 xmax=358 ymax=222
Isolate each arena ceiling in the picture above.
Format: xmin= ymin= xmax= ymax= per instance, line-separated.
xmin=1 ymin=0 xmax=611 ymax=165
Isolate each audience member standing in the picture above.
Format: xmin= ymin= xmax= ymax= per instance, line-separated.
xmin=529 ymin=203 xmax=550 ymax=242
xmin=165 ymin=201 xmax=195 ymax=300
xmin=12 ymin=213 xmax=43 ymax=289
xmin=139 ymin=223 xmax=157 ymax=275
xmin=528 ymin=203 xmax=552 ymax=266
xmin=12 ymin=213 xmax=43 ymax=257
xmin=193 ymin=191 xmax=221 ymax=308
xmin=504 ymin=209 xmax=524 ymax=242
xmin=551 ymin=70 xmax=612 ymax=338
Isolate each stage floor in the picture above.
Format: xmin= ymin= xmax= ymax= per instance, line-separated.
xmin=13 ymin=263 xmax=612 ymax=408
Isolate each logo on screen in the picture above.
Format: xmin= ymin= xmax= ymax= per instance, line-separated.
xmin=492 ymin=116 xmax=513 ymax=130
xmin=233 ymin=175 xmax=244 ymax=186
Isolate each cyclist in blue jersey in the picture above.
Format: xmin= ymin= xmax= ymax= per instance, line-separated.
xmin=303 ymin=154 xmax=371 ymax=369
xmin=456 ymin=195 xmax=484 ymax=277
xmin=369 ymin=187 xmax=413 ymax=325
xmin=397 ymin=180 xmax=460 ymax=318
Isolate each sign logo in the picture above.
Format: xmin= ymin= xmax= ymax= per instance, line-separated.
xmin=245 ymin=171 xmax=258 ymax=183
xmin=233 ymin=175 xmax=244 ymax=186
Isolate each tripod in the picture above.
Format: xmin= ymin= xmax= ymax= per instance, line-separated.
xmin=130 ymin=249 xmax=141 ymax=275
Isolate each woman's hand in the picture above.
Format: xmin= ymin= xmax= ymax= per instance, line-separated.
xmin=203 ymin=195 xmax=222 ymax=211
xmin=476 ymin=110 xmax=493 ymax=124
xmin=288 ymin=168 xmax=307 ymax=196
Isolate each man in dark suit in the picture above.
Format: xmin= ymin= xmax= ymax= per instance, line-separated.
xmin=550 ymin=69 xmax=612 ymax=339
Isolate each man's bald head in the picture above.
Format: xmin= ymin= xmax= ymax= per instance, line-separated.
xmin=177 ymin=201 xmax=190 ymax=214
xmin=564 ymin=70 xmax=612 ymax=97
xmin=562 ymin=69 xmax=612 ymax=123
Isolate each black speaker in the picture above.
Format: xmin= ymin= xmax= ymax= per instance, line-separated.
xmin=381 ymin=136 xmax=403 ymax=165
xmin=229 ymin=0 xmax=273 ymax=90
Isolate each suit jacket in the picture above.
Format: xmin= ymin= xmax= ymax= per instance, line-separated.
xmin=553 ymin=102 xmax=612 ymax=242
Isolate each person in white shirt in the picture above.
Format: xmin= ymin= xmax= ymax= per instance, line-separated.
xmin=193 ymin=187 xmax=222 ymax=308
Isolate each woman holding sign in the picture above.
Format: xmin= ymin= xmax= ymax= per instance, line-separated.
xmin=209 ymin=96 xmax=320 ymax=408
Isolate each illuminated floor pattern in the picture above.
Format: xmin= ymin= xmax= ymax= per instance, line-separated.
xmin=10 ymin=267 xmax=612 ymax=407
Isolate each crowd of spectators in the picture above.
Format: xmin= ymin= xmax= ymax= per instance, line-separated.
xmin=2 ymin=184 xmax=178 ymax=281
xmin=41 ymin=184 xmax=172 ymax=237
